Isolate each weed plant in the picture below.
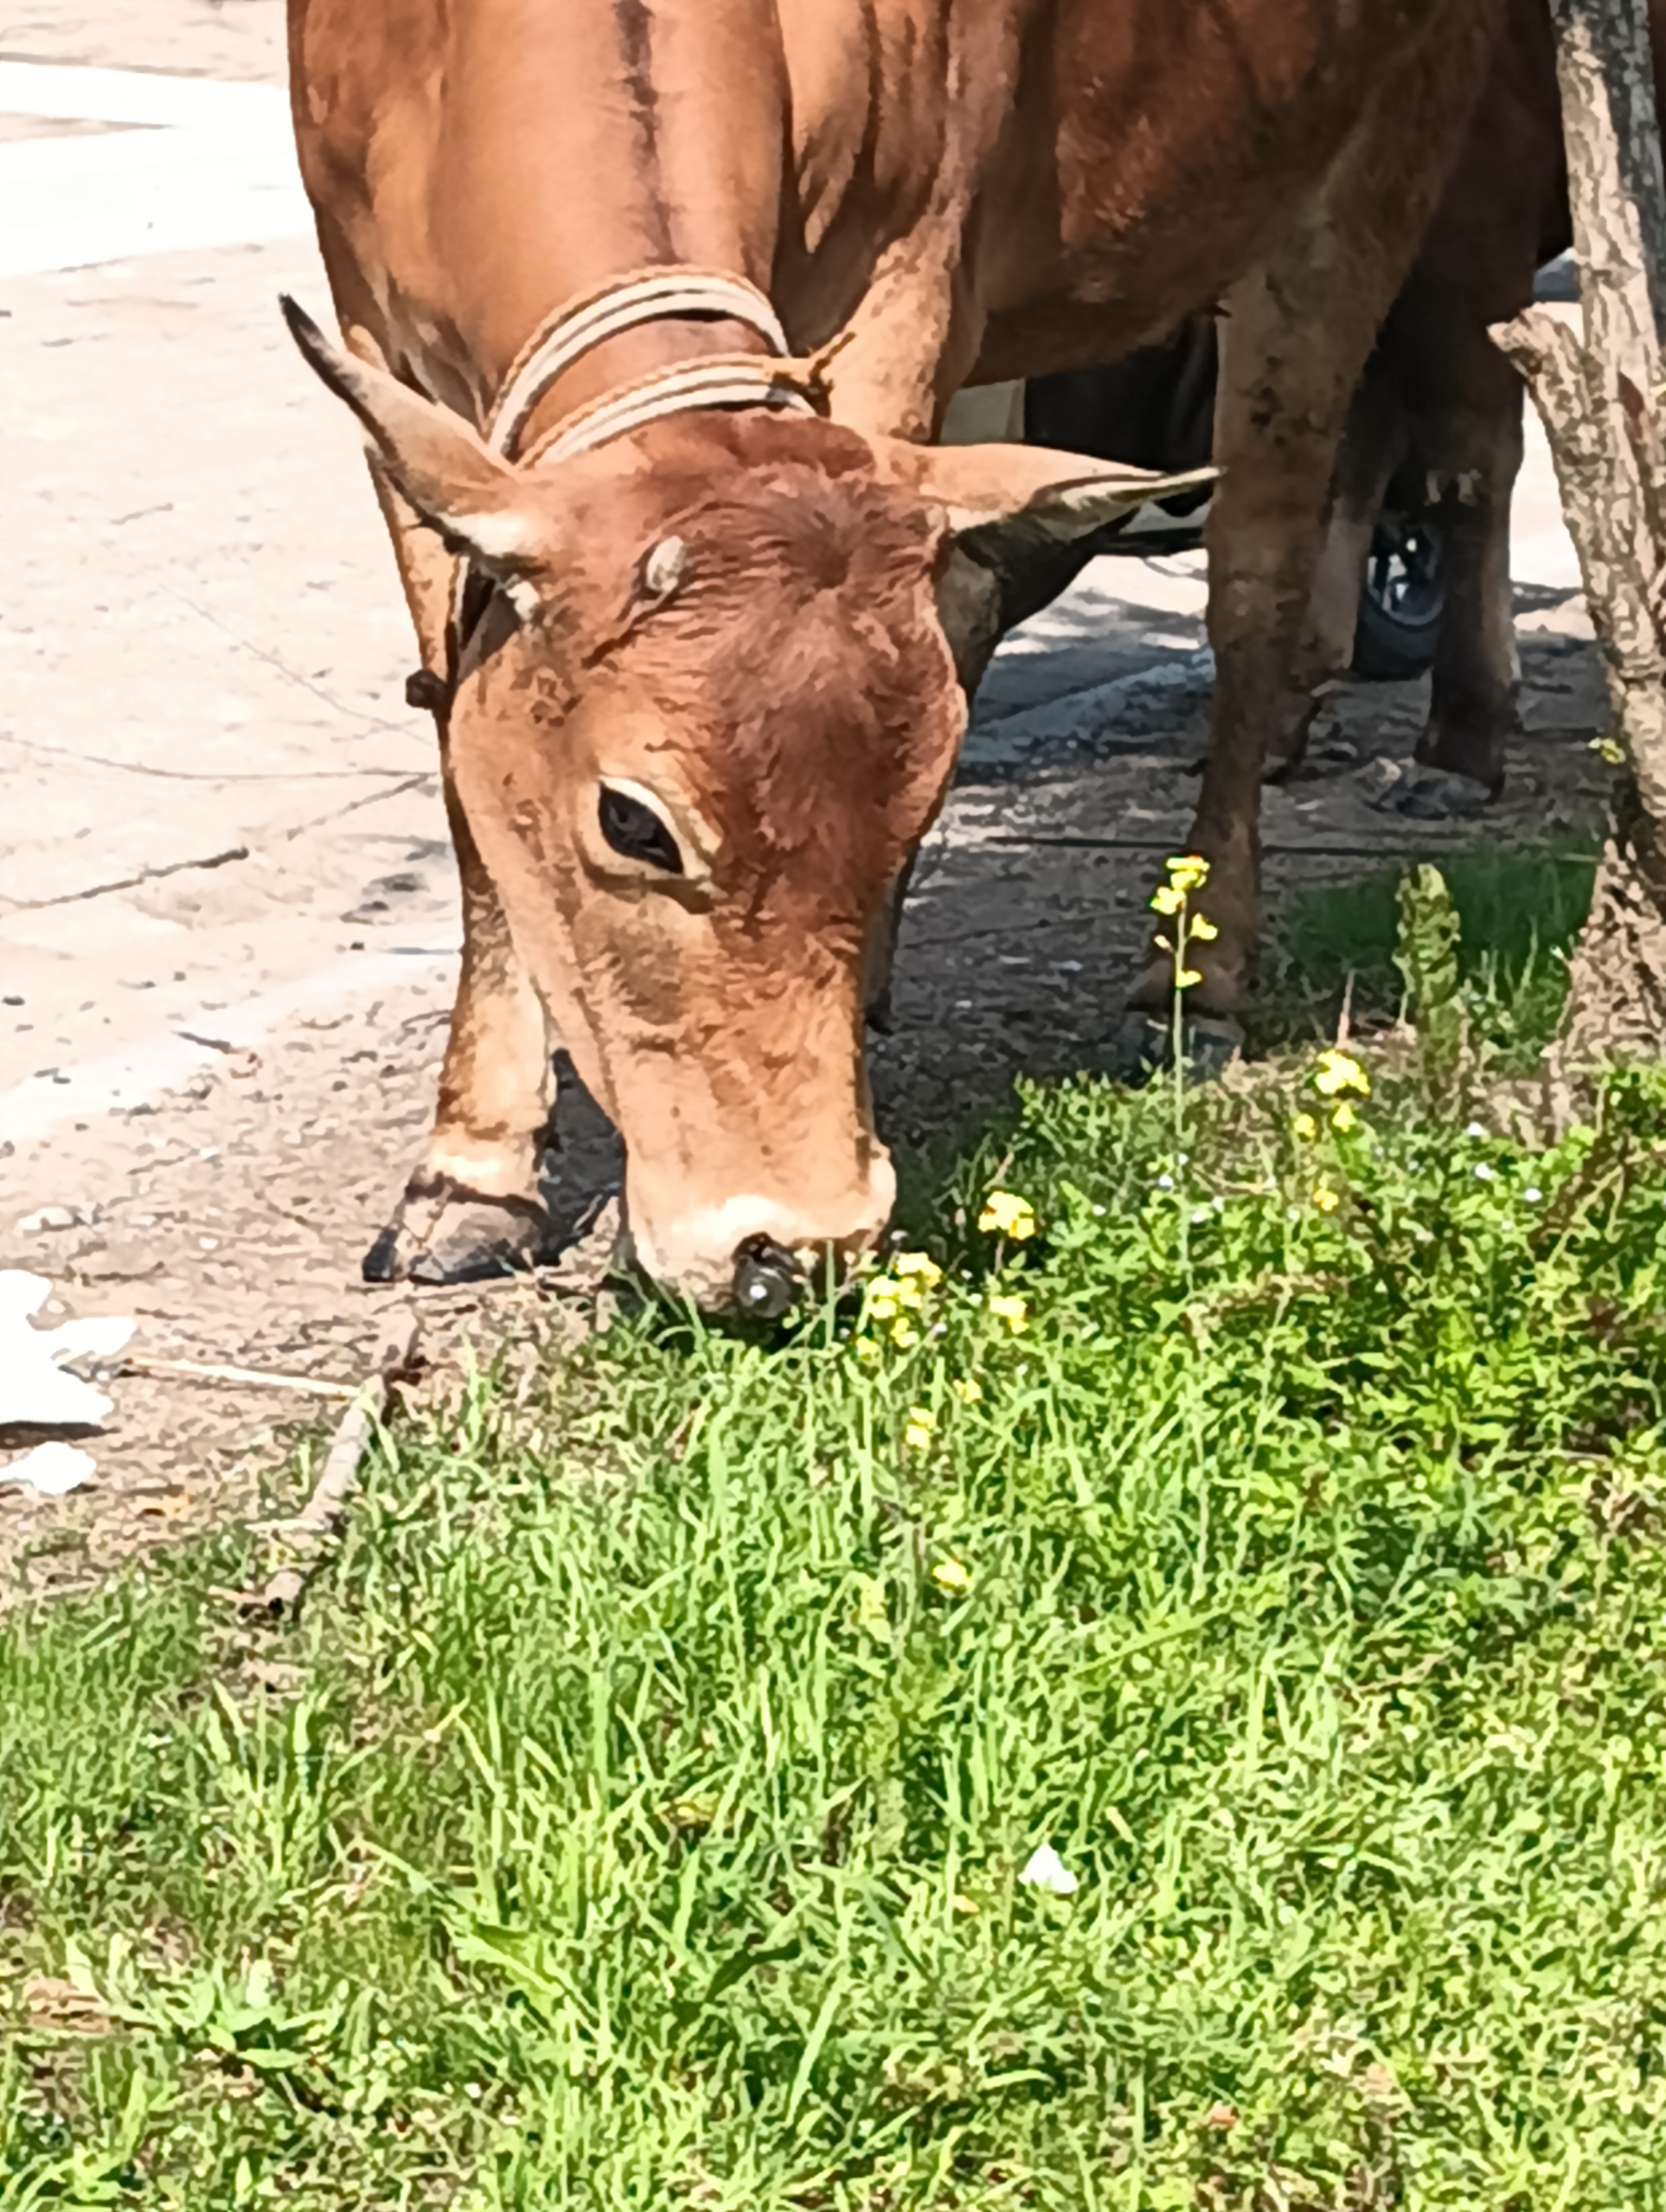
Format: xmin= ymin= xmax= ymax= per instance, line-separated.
xmin=5 ymin=883 xmax=1666 ymax=2205
xmin=1272 ymin=838 xmax=1598 ymax=1065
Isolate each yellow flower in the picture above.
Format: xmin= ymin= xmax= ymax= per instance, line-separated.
xmin=951 ymin=1891 xmax=980 ymax=1915
xmin=1150 ymin=885 xmax=1186 ymax=916
xmin=866 ymin=1272 xmax=925 ymax=1324
xmin=904 ymin=1405 xmax=935 ymax=1449
xmin=1312 ymin=1186 xmax=1341 ymax=1214
xmin=1165 ymin=854 xmax=1210 ymax=893
xmin=952 ymin=1377 xmax=984 ymax=1403
xmin=1293 ymin=1113 xmax=1318 ymax=1141
xmin=854 ymin=1335 xmax=881 ymax=1364
xmin=1312 ymin=1048 xmax=1370 ymax=1098
xmin=1188 ymin=915 xmax=1219 ymax=941
xmin=979 ymin=1191 xmax=1037 ymax=1240
xmin=1176 ymin=968 xmax=1203 ymax=990
xmin=893 ymin=1251 xmax=943 ymax=1288
xmin=988 ymin=1293 xmax=1030 ymax=1333
xmin=891 ymin=1320 xmax=921 ymax=1350
xmin=1331 ymin=1099 xmax=1359 ymax=1133
xmin=932 ymin=1557 xmax=972 ymax=1594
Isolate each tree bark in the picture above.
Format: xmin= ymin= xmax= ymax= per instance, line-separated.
xmin=1491 ymin=0 xmax=1666 ymax=1070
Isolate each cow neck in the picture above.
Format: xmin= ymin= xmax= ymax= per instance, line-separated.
xmin=483 ymin=266 xmax=819 ymax=469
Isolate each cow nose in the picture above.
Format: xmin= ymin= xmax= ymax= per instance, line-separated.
xmin=732 ymin=1234 xmax=803 ymax=1319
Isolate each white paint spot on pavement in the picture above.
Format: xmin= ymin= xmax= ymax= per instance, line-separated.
xmin=2 ymin=1443 xmax=97 ymax=1495
xmin=0 ymin=61 xmax=310 ymax=276
xmin=0 ymin=1268 xmax=132 ymax=1427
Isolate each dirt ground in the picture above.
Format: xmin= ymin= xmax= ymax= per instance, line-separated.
xmin=0 ymin=2 xmax=1616 ymax=1603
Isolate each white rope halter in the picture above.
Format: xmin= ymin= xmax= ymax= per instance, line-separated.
xmin=483 ymin=266 xmax=817 ymax=464
xmin=443 ymin=266 xmax=822 ymax=670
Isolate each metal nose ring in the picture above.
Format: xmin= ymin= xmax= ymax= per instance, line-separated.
xmin=731 ymin=1235 xmax=803 ymax=1320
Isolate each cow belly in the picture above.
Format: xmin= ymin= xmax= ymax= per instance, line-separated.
xmin=964 ymin=0 xmax=1487 ymax=384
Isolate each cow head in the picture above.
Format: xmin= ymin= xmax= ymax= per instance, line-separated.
xmin=286 ymin=302 xmax=1204 ymax=1307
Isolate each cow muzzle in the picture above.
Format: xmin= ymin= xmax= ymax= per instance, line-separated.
xmin=623 ymin=1154 xmax=897 ymax=1314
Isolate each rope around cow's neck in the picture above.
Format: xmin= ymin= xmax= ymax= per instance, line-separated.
xmin=484 ymin=265 xmax=819 ymax=465
xmin=521 ymin=353 xmax=819 ymax=466
xmin=443 ymin=266 xmax=824 ymax=674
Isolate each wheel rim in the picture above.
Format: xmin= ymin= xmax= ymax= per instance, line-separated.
xmin=1364 ymin=514 xmax=1445 ymax=628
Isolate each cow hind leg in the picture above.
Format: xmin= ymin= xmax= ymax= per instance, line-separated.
xmin=1406 ymin=391 xmax=1524 ymax=810
xmin=1146 ymin=270 xmax=1413 ymax=1017
xmin=1265 ymin=355 xmax=1408 ymax=781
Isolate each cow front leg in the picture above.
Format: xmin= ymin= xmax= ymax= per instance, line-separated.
xmin=348 ymin=441 xmax=556 ymax=1283
xmin=1133 ymin=265 xmax=1379 ymax=1015
xmin=364 ymin=767 xmax=555 ymax=1284
xmin=1133 ymin=11 xmax=1502 ymax=1017
xmin=863 ymin=854 xmax=918 ymax=1036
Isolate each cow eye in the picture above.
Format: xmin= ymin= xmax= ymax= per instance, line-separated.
xmin=598 ymin=785 xmax=684 ymax=874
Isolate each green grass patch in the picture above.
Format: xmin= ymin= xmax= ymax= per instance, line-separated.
xmin=7 ymin=1056 xmax=1666 ymax=2206
xmin=1273 ymin=840 xmax=1598 ymax=1063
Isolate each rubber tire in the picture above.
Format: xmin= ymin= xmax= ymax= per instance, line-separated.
xmin=1351 ymin=515 xmax=1446 ymax=683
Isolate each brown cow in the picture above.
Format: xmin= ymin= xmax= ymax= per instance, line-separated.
xmin=1073 ymin=0 xmax=1666 ymax=815
xmin=1321 ymin=0 xmax=1666 ymax=808
xmin=285 ymin=0 xmax=1505 ymax=1306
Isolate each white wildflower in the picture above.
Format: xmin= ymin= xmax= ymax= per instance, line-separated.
xmin=1019 ymin=1844 xmax=1079 ymax=1896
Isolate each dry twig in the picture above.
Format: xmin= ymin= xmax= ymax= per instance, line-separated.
xmin=251 ymin=1320 xmax=420 ymax=1616
xmin=125 ymin=1355 xmax=358 ymax=1401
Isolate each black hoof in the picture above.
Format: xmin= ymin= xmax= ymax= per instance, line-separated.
xmin=361 ymin=1223 xmax=405 ymax=1283
xmin=1360 ymin=760 xmax=1496 ymax=819
xmin=1394 ymin=768 xmax=1495 ymax=820
xmin=361 ymin=1174 xmax=550 ymax=1285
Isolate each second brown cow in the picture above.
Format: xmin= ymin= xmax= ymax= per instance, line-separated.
xmin=1030 ymin=0 xmax=1666 ymax=819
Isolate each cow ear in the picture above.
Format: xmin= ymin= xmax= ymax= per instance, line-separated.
xmin=280 ymin=295 xmax=556 ymax=584
xmin=869 ymin=432 xmax=1216 ymax=551
xmin=866 ymin=432 xmax=1216 ymax=685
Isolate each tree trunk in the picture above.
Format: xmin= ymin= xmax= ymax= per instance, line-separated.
xmin=1491 ymin=0 xmax=1666 ymax=1071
